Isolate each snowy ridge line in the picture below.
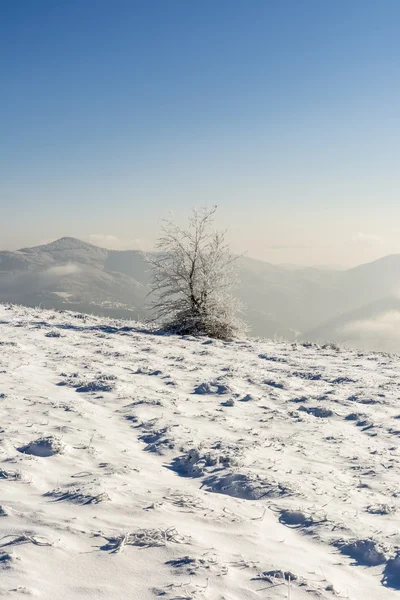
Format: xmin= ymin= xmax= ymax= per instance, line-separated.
xmin=0 ymin=303 xmax=399 ymax=599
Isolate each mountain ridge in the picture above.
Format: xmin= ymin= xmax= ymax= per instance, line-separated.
xmin=2 ymin=237 xmax=400 ymax=349
xmin=19 ymin=237 xmax=101 ymax=253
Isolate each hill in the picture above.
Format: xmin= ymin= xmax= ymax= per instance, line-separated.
xmin=0 ymin=237 xmax=341 ymax=338
xmin=0 ymin=237 xmax=150 ymax=321
xmin=2 ymin=238 xmax=400 ymax=349
xmin=0 ymin=304 xmax=399 ymax=599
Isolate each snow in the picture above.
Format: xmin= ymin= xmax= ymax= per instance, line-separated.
xmin=0 ymin=304 xmax=399 ymax=599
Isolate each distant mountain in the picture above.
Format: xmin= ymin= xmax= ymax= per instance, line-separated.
xmin=0 ymin=237 xmax=340 ymax=337
xmin=2 ymin=238 xmax=400 ymax=349
xmin=20 ymin=237 xmax=104 ymax=254
xmin=0 ymin=237 xmax=150 ymax=320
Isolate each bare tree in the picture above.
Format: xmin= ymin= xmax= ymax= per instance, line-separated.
xmin=147 ymin=206 xmax=246 ymax=339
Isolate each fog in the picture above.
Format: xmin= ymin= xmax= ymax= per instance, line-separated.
xmin=45 ymin=263 xmax=81 ymax=277
xmin=340 ymin=311 xmax=400 ymax=354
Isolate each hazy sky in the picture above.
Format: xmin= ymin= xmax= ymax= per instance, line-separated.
xmin=1 ymin=0 xmax=400 ymax=267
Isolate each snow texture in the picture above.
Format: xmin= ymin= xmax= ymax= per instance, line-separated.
xmin=0 ymin=304 xmax=399 ymax=599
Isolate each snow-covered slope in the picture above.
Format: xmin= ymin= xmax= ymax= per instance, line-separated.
xmin=0 ymin=305 xmax=399 ymax=599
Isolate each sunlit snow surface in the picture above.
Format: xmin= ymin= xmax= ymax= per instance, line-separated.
xmin=0 ymin=304 xmax=399 ymax=599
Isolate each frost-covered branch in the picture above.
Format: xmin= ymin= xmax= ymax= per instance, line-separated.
xmin=146 ymin=206 xmax=247 ymax=338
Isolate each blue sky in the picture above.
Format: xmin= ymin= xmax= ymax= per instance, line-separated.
xmin=1 ymin=0 xmax=399 ymax=265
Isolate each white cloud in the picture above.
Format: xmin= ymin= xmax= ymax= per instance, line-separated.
xmin=85 ymin=234 xmax=142 ymax=250
xmin=87 ymin=234 xmax=120 ymax=246
xmin=352 ymin=232 xmax=381 ymax=243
